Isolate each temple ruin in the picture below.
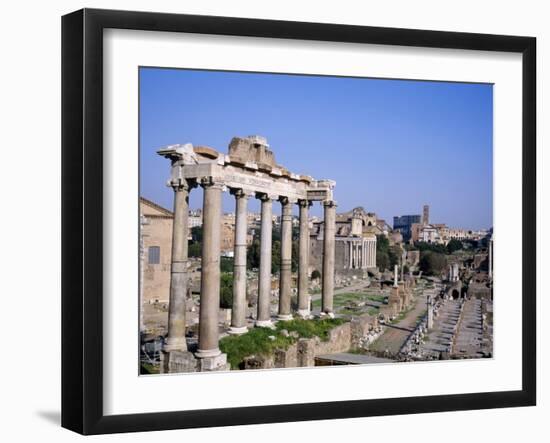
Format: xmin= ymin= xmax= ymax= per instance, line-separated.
xmin=157 ymin=135 xmax=337 ymax=373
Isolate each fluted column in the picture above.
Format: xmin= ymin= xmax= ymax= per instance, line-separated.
xmin=321 ymin=200 xmax=336 ymax=316
xmin=228 ymin=189 xmax=249 ymax=334
xmin=297 ymin=200 xmax=311 ymax=317
xmin=165 ymin=179 xmax=192 ymax=352
xmin=278 ymin=197 xmax=294 ymax=320
xmin=256 ymin=193 xmax=274 ymax=327
xmin=196 ymin=178 xmax=223 ymax=358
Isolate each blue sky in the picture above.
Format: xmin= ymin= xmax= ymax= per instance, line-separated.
xmin=140 ymin=67 xmax=493 ymax=230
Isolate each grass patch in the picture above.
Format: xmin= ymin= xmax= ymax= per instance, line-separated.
xmin=140 ymin=363 xmax=159 ymax=375
xmin=312 ymin=292 xmax=383 ymax=309
xmin=366 ymin=294 xmax=386 ymax=304
xmin=219 ymin=318 xmax=346 ymax=369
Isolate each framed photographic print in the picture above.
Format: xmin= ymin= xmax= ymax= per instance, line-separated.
xmin=61 ymin=8 xmax=536 ymax=435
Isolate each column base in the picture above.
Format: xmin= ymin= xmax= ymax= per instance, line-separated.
xmin=297 ymin=309 xmax=311 ymax=319
xmin=197 ymin=352 xmax=230 ymax=372
xmin=255 ymin=319 xmax=275 ymax=329
xmin=227 ymin=326 xmax=248 ymax=335
xmin=195 ymin=348 xmax=221 ymax=359
xmin=319 ymin=311 xmax=335 ymax=319
xmin=276 ymin=314 xmax=293 ymax=321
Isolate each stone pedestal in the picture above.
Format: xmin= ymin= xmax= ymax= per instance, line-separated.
xmin=160 ymin=350 xmax=198 ymax=374
xmin=389 ymin=286 xmax=402 ymax=316
xmin=198 ymin=353 xmax=231 ymax=372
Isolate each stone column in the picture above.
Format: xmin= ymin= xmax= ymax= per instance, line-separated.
xmin=362 ymin=240 xmax=367 ymax=269
xmin=427 ymin=294 xmax=434 ymax=329
xmin=367 ymin=238 xmax=372 ymax=269
xmin=369 ymin=241 xmax=374 ymax=267
xmin=256 ymin=193 xmax=274 ymax=327
xmin=165 ymin=179 xmax=191 ymax=352
xmin=228 ymin=189 xmax=249 ymax=335
xmin=196 ymin=178 xmax=223 ymax=358
xmin=349 ymin=241 xmax=353 ymax=269
xmin=297 ymin=200 xmax=310 ymax=318
xmin=321 ymin=200 xmax=336 ymax=316
xmin=278 ymin=197 xmax=293 ymax=320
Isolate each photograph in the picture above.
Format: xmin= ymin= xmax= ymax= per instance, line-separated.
xmin=138 ymin=67 xmax=494 ymax=374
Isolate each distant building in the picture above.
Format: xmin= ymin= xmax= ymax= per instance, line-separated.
xmin=310 ymin=207 xmax=377 ymax=277
xmin=140 ymin=197 xmax=174 ymax=304
xmin=393 ymin=214 xmax=421 ymax=241
xmin=188 ymin=208 xmax=202 ymax=228
xmin=422 ymin=204 xmax=430 ymax=225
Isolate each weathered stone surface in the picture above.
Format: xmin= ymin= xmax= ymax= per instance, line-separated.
xmin=297 ymin=338 xmax=317 ymax=367
xmin=350 ymin=314 xmax=378 ymax=347
xmin=243 ymin=354 xmax=274 ymax=370
xmin=274 ymin=343 xmax=298 ymax=368
xmin=198 ymin=353 xmax=230 ymax=371
xmin=315 ymin=323 xmax=351 ymax=355
xmin=160 ymin=350 xmax=198 ymax=374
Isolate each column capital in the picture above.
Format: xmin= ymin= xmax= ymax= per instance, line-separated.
xmin=298 ymin=199 xmax=313 ymax=208
xmin=323 ymin=199 xmax=337 ymax=208
xmin=229 ymin=187 xmax=253 ymax=199
xmin=169 ymin=178 xmax=197 ymax=192
xmin=200 ymin=176 xmax=224 ymax=190
xmin=256 ymin=192 xmax=278 ymax=202
xmin=279 ymin=196 xmax=298 ymax=205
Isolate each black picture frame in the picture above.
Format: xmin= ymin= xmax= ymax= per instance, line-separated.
xmin=61 ymin=8 xmax=536 ymax=435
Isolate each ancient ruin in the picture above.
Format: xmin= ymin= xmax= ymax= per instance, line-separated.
xmin=157 ymin=136 xmax=337 ymax=373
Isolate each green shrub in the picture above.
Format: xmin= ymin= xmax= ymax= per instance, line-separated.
xmin=219 ymin=318 xmax=346 ymax=369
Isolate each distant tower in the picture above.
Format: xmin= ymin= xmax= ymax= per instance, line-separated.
xmin=422 ymin=204 xmax=430 ymax=225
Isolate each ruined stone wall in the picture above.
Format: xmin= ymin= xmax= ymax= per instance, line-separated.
xmin=243 ymin=315 xmax=379 ymax=370
xmin=350 ymin=314 xmax=379 ymax=346
xmin=314 ymin=323 xmax=352 ymax=355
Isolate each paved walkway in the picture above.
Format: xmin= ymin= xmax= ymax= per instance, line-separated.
xmin=315 ymin=353 xmax=395 ymax=365
xmin=453 ymin=298 xmax=484 ymax=357
xmin=368 ymin=295 xmax=427 ymax=356
xmin=419 ymin=299 xmax=461 ymax=358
